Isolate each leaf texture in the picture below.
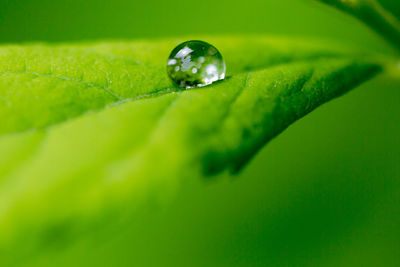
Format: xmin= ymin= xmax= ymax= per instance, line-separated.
xmin=0 ymin=36 xmax=380 ymax=265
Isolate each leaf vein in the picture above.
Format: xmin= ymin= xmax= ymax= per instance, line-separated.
xmin=0 ymin=70 xmax=123 ymax=101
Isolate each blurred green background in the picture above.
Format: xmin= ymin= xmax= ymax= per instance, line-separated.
xmin=0 ymin=0 xmax=399 ymax=51
xmin=1 ymin=0 xmax=399 ymax=266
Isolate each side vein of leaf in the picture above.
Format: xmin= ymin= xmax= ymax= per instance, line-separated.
xmin=0 ymin=70 xmax=123 ymax=101
xmin=218 ymin=72 xmax=251 ymax=126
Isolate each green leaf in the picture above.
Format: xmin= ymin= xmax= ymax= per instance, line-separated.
xmin=0 ymin=36 xmax=380 ymax=264
xmin=315 ymin=0 xmax=400 ymax=53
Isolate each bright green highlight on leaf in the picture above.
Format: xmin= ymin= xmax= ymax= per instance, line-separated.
xmin=0 ymin=36 xmax=380 ymax=265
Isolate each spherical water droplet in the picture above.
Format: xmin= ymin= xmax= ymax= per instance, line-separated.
xmin=167 ymin=40 xmax=226 ymax=89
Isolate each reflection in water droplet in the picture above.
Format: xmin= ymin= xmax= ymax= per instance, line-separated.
xmin=167 ymin=40 xmax=226 ymax=89
xmin=167 ymin=59 xmax=177 ymax=65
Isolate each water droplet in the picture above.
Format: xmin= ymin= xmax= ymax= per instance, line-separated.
xmin=167 ymin=40 xmax=226 ymax=89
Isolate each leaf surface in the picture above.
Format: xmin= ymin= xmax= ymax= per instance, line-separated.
xmin=0 ymin=36 xmax=380 ymax=264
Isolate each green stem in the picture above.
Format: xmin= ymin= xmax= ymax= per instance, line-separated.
xmin=317 ymin=0 xmax=400 ymax=53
